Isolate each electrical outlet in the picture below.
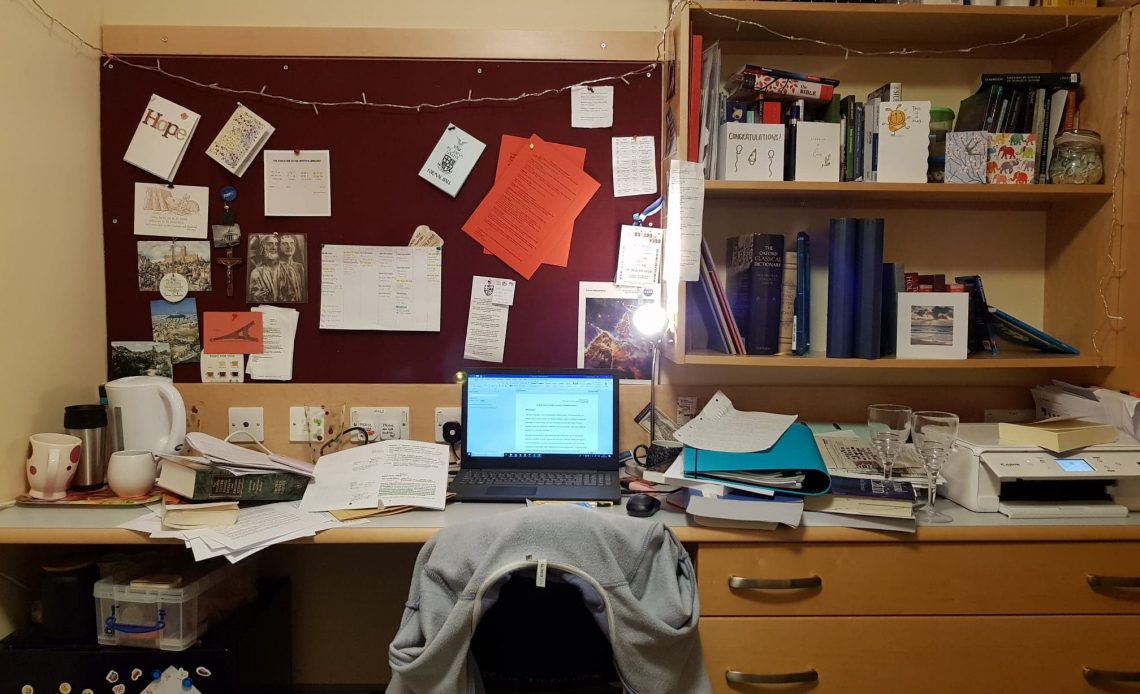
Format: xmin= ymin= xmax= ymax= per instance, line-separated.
xmin=350 ymin=407 xmax=409 ymax=442
xmin=435 ymin=407 xmax=461 ymax=443
xmin=289 ymin=406 xmax=327 ymax=443
xmin=984 ymin=409 xmax=1036 ymax=423
xmin=228 ymin=407 xmax=265 ymax=443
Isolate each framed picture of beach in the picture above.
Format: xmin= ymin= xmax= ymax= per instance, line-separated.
xmin=895 ymin=292 xmax=969 ymax=360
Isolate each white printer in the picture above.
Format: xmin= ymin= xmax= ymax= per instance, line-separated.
xmin=943 ymin=423 xmax=1140 ymax=518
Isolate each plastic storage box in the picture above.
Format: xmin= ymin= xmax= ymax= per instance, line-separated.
xmin=94 ymin=559 xmax=257 ymax=651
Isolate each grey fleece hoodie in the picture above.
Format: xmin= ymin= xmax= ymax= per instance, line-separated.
xmin=387 ymin=505 xmax=711 ymax=694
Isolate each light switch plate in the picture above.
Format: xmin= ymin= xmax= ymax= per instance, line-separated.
xmin=228 ymin=407 xmax=265 ymax=443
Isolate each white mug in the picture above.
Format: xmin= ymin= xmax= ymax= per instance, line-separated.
xmin=27 ymin=433 xmax=83 ymax=500
xmin=107 ymin=450 xmax=158 ymax=498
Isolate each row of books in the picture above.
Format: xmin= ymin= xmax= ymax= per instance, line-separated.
xmin=687 ymin=219 xmax=1078 ymax=359
xmin=955 ymin=72 xmax=1081 ymax=184
xmin=690 ymin=233 xmax=810 ymax=356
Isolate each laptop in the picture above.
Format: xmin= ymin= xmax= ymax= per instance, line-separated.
xmin=451 ymin=368 xmax=621 ymax=503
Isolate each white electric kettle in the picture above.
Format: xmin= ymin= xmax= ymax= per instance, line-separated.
xmin=104 ymin=376 xmax=186 ymax=454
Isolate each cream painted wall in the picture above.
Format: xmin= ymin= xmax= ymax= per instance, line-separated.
xmin=0 ymin=0 xmax=106 ymax=634
xmin=103 ymin=0 xmax=668 ymax=31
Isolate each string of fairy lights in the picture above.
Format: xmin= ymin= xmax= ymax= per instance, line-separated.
xmin=19 ymin=0 xmax=1130 ymax=361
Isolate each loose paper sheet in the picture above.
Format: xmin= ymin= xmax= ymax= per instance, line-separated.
xmin=571 ymin=85 xmax=614 ymax=128
xmin=408 ymin=225 xmax=444 ymax=248
xmin=614 ymin=224 xmax=663 ymax=287
xmin=299 ymin=445 xmax=385 ymax=512
xmin=663 ymin=159 xmax=704 ymax=283
xmin=463 ymin=276 xmax=511 ymax=363
xmin=611 ymin=136 xmax=657 ymax=197
xmin=463 ymin=135 xmax=599 ymax=280
xmin=200 ymin=353 xmax=244 ymax=383
xmin=202 ymin=312 xmax=264 ymax=354
xmin=490 ymin=134 xmax=588 ymax=268
xmin=198 ymin=502 xmax=335 ymax=551
xmin=673 ymin=391 xmax=797 ymax=453
xmin=377 ymin=440 xmax=450 ymax=509
xmin=319 ymin=245 xmax=442 ymax=331
xmin=263 ymin=149 xmax=331 ymax=216
xmin=418 ymin=123 xmax=486 ymax=197
xmin=246 ymin=305 xmax=298 ymax=381
xmin=134 ymin=183 xmax=209 ymax=239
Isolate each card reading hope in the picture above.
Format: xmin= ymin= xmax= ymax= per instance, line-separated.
xmin=418 ymin=124 xmax=486 ymax=197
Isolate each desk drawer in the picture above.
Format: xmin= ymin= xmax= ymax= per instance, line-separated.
xmin=698 ymin=542 xmax=1140 ymax=616
xmin=701 ymin=615 xmax=1140 ymax=694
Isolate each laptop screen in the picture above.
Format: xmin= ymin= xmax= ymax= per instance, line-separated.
xmin=462 ymin=369 xmax=618 ymax=469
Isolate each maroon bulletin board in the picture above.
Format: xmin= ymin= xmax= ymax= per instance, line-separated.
xmin=101 ymin=57 xmax=661 ymax=383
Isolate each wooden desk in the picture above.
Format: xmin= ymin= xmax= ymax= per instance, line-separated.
xmin=4 ymin=502 xmax=1140 ymax=693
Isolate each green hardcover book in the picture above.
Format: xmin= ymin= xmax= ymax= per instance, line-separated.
xmin=841 ymin=95 xmax=856 ymax=181
xmin=157 ymin=458 xmax=309 ymax=501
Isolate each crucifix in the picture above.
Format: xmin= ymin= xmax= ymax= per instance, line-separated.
xmin=212 ymin=186 xmax=244 ymax=297
xmin=217 ymin=250 xmax=243 ymax=298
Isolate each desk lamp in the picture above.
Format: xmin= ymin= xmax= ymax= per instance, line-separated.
xmin=632 ymin=303 xmax=669 ymax=443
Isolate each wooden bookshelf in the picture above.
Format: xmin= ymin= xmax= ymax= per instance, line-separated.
xmin=703 ymin=181 xmax=1113 ymax=206
xmin=661 ymin=1 xmax=1129 ymax=378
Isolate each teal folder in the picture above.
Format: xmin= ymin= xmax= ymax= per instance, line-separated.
xmin=683 ymin=422 xmax=832 ymax=496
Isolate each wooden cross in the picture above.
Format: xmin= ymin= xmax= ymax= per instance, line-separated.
xmin=216 ymin=248 xmax=243 ymax=297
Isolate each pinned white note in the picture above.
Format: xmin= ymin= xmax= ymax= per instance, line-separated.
xmin=614 ymin=224 xmax=663 ymax=287
xmin=263 ymin=150 xmax=331 ymax=216
xmin=491 ymin=278 xmax=516 ymax=306
xmin=419 ymin=123 xmax=486 ymax=197
xmin=611 ymin=136 xmax=658 ymax=197
xmin=571 ymin=85 xmax=614 ymax=129
xmin=663 ymin=159 xmax=704 ymax=283
xmin=463 ymin=275 xmax=511 ymax=363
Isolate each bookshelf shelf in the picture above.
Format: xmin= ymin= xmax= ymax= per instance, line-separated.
xmin=703 ymin=181 xmax=1112 ymax=206
xmin=689 ymin=2 xmax=1120 ymax=54
xmin=681 ymin=353 xmax=1105 ymax=369
xmin=663 ymin=0 xmax=1130 ymax=384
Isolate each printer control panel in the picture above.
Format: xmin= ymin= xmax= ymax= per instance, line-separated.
xmin=981 ymin=450 xmax=1140 ymax=479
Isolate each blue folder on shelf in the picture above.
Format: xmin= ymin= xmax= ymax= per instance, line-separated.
xmin=682 ymin=422 xmax=832 ymax=496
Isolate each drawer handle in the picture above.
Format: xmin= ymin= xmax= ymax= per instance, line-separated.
xmin=1087 ymin=574 xmax=1140 ymax=589
xmin=1082 ymin=667 xmax=1140 ymax=683
xmin=727 ymin=668 xmax=819 ymax=685
xmin=729 ymin=575 xmax=822 ymax=590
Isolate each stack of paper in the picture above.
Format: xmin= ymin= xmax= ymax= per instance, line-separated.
xmin=119 ymin=501 xmax=355 ymax=563
xmin=185 ymin=432 xmax=315 ymax=476
xmin=814 ymin=431 xmax=933 ymax=488
xmin=299 ymin=440 xmax=449 ymax=512
xmin=247 ymin=305 xmax=299 ymax=380
xmin=463 ymin=134 xmax=599 ymax=279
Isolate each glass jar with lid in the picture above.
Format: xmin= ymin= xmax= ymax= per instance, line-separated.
xmin=1049 ymin=129 xmax=1104 ymax=184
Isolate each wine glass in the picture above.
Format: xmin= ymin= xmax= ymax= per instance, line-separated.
xmin=911 ymin=411 xmax=959 ymax=524
xmin=867 ymin=404 xmax=912 ymax=481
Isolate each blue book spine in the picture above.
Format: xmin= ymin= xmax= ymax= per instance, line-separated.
xmin=725 ymin=235 xmax=754 ymax=350
xmin=853 ymin=218 xmax=884 ymax=359
xmin=880 ymin=262 xmax=902 ymax=356
xmin=794 ymin=231 xmax=810 ymax=356
xmin=826 ymin=218 xmax=858 ymax=358
xmin=748 ymin=234 xmax=785 ymax=355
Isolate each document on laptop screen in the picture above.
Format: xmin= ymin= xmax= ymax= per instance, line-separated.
xmin=466 ymin=374 xmax=614 ymax=459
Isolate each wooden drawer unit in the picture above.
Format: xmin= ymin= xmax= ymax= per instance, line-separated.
xmin=698 ymin=542 xmax=1140 ymax=616
xmin=701 ymin=615 xmax=1140 ymax=694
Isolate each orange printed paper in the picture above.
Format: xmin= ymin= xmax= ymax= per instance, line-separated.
xmin=487 ymin=134 xmax=587 ymax=268
xmin=203 ymin=312 xmax=264 ymax=354
xmin=464 ymin=135 xmax=599 ymax=280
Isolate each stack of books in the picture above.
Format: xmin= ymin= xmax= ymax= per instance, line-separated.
xmin=157 ymin=432 xmax=315 ymax=502
xmin=688 ymin=233 xmax=810 ymax=356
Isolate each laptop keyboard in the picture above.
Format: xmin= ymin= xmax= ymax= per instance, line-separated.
xmin=458 ymin=470 xmax=611 ymax=487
